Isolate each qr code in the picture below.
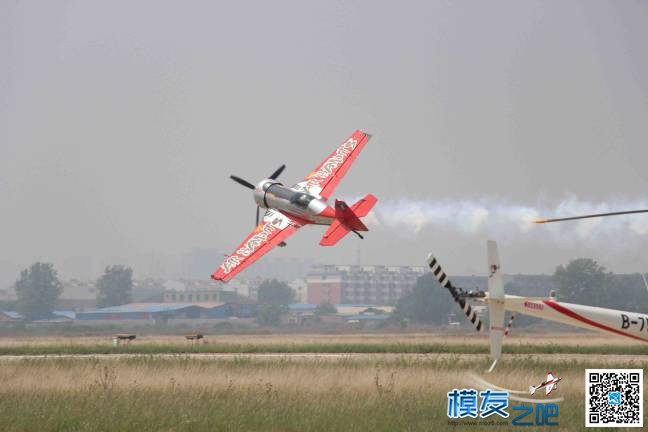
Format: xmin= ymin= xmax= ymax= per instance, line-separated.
xmin=586 ymin=369 xmax=643 ymax=428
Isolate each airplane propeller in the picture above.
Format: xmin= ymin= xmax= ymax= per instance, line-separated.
xmin=229 ymin=175 xmax=255 ymax=190
xmin=535 ymin=209 xmax=648 ymax=224
xmin=269 ymin=164 xmax=286 ymax=180
xmin=229 ymin=164 xmax=287 ymax=227
xmin=426 ymin=254 xmax=484 ymax=332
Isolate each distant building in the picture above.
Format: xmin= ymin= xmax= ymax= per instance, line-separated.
xmin=284 ymin=303 xmax=393 ymax=326
xmin=132 ymin=278 xmax=166 ymax=302
xmin=0 ymin=310 xmax=74 ymax=323
xmin=306 ymin=265 xmax=427 ymax=305
xmin=288 ymin=278 xmax=308 ymax=303
xmin=445 ymin=274 xmax=556 ymax=297
xmin=76 ymin=302 xmax=228 ymax=322
xmin=242 ymin=257 xmax=316 ymax=281
xmin=239 ymin=278 xmax=267 ymax=301
xmin=305 ymin=266 xmax=560 ymax=306
xmin=162 ymin=279 xmax=238 ymax=303
xmin=75 ymin=302 xmax=255 ymax=322
xmin=57 ymin=279 xmax=97 ymax=309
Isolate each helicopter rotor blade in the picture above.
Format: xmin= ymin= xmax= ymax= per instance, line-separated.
xmin=426 ymin=254 xmax=483 ymax=332
xmin=535 ymin=209 xmax=648 ymax=224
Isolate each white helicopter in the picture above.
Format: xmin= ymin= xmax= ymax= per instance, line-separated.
xmin=428 ymin=234 xmax=648 ymax=371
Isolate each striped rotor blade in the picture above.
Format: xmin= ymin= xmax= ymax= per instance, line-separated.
xmin=427 ymin=254 xmax=451 ymax=289
xmin=427 ymin=254 xmax=483 ymax=332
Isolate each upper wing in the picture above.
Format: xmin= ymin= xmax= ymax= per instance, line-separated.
xmin=546 ymin=373 xmax=555 ymax=382
xmin=292 ymin=130 xmax=371 ymax=199
xmin=211 ymin=209 xmax=303 ymax=282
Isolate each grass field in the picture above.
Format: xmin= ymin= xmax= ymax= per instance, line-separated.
xmin=1 ymin=333 xmax=645 ymax=431
xmin=0 ymin=332 xmax=647 ymax=355
xmin=0 ymin=354 xmax=645 ymax=431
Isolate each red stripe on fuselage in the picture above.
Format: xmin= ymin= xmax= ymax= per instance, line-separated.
xmin=542 ymin=300 xmax=648 ymax=343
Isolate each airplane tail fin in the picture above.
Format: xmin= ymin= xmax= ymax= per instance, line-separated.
xmin=319 ymin=194 xmax=377 ymax=246
xmin=529 ymin=386 xmax=536 ymax=395
xmin=350 ymin=194 xmax=377 ymax=218
xmin=488 ymin=240 xmax=506 ymax=362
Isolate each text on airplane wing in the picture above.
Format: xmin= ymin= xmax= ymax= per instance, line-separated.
xmin=293 ymin=130 xmax=371 ymax=199
xmin=212 ymin=209 xmax=303 ymax=282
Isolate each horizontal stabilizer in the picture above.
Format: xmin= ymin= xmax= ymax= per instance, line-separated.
xmin=320 ymin=220 xmax=351 ymax=246
xmin=351 ymin=194 xmax=377 ymax=217
xmin=320 ymin=196 xmax=376 ymax=246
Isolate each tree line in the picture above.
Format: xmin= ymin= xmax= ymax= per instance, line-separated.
xmin=396 ymin=258 xmax=648 ymax=325
xmin=2 ymin=264 xmax=300 ymax=323
xmin=7 ymin=256 xmax=646 ymax=325
xmin=4 ymin=263 xmax=133 ymax=320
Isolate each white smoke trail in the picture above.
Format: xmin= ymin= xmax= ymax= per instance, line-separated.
xmin=364 ymin=195 xmax=648 ymax=243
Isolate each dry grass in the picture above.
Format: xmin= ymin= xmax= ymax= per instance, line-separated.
xmin=0 ymin=359 xmax=588 ymax=398
xmin=1 ymin=355 xmax=645 ymax=431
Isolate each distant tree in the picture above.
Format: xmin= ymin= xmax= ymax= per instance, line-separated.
xmin=96 ymin=265 xmax=133 ymax=308
xmin=255 ymin=304 xmax=285 ymax=326
xmin=395 ymin=273 xmax=456 ymax=324
xmin=605 ymin=273 xmax=648 ymax=313
xmin=314 ymin=303 xmax=337 ymax=316
xmin=257 ymin=279 xmax=294 ymax=306
xmin=14 ymin=262 xmax=63 ymax=320
xmin=553 ymin=258 xmax=611 ymax=307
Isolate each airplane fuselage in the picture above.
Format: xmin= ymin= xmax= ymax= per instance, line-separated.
xmin=253 ymin=179 xmax=336 ymax=225
xmin=500 ymin=295 xmax=648 ymax=343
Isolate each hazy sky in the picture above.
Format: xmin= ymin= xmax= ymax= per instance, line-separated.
xmin=2 ymin=1 xmax=648 ymax=282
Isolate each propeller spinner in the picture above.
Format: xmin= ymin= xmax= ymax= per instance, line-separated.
xmin=229 ymin=164 xmax=287 ymax=227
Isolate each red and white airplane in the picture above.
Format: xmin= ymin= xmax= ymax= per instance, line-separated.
xmin=529 ymin=372 xmax=562 ymax=396
xmin=212 ymin=130 xmax=377 ymax=282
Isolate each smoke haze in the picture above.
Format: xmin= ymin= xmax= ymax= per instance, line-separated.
xmin=1 ymin=1 xmax=648 ymax=285
xmin=371 ymin=196 xmax=648 ymax=240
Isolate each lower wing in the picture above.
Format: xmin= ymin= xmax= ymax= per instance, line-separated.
xmin=212 ymin=209 xmax=304 ymax=282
